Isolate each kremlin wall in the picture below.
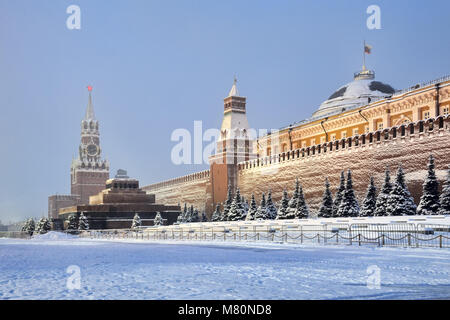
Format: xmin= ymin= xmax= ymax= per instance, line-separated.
xmin=143 ymin=69 xmax=450 ymax=217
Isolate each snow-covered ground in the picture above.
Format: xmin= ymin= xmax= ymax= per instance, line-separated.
xmin=1 ymin=234 xmax=449 ymax=300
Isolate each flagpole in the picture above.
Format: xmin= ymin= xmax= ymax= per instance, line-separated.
xmin=363 ymin=40 xmax=366 ymax=70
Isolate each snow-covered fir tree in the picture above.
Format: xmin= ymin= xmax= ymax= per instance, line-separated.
xmin=276 ymin=190 xmax=290 ymax=219
xmin=254 ymin=193 xmax=269 ymax=220
xmin=337 ymin=170 xmax=360 ymax=217
xmin=246 ymin=194 xmax=258 ymax=221
xmin=21 ymin=220 xmax=27 ymax=232
xmin=318 ymin=178 xmax=333 ymax=218
xmin=417 ymin=155 xmax=440 ymax=215
xmin=332 ymin=171 xmax=345 ymax=217
xmin=201 ymin=211 xmax=208 ymax=222
xmin=359 ymin=177 xmax=377 ymax=217
xmin=36 ymin=217 xmax=51 ymax=234
xmin=294 ymin=184 xmax=309 ymax=219
xmin=239 ymin=194 xmax=249 ymax=218
xmin=131 ymin=212 xmax=142 ymax=229
xmin=35 ymin=218 xmax=43 ymax=234
xmin=287 ymin=179 xmax=300 ymax=216
xmin=265 ymin=190 xmax=278 ymax=219
xmin=185 ymin=205 xmax=192 ymax=222
xmin=154 ymin=212 xmax=163 ymax=226
xmin=211 ymin=203 xmax=222 ymax=221
xmin=67 ymin=214 xmax=78 ymax=230
xmin=222 ymin=185 xmax=233 ymax=221
xmin=185 ymin=205 xmax=197 ymax=222
xmin=180 ymin=203 xmax=188 ymax=223
xmin=22 ymin=218 xmax=35 ymax=235
xmin=78 ymin=212 xmax=89 ymax=230
xmin=386 ymin=166 xmax=417 ymax=216
xmin=242 ymin=197 xmax=249 ymax=215
xmin=191 ymin=208 xmax=200 ymax=222
xmin=27 ymin=218 xmax=35 ymax=235
xmin=227 ymin=188 xmax=246 ymax=221
xmin=439 ymin=166 xmax=450 ymax=215
xmin=374 ymin=167 xmax=393 ymax=216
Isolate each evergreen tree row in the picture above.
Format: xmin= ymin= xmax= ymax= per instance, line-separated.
xmin=175 ymin=154 xmax=450 ymax=223
xmin=21 ymin=217 xmax=52 ymax=235
xmin=177 ymin=204 xmax=208 ymax=224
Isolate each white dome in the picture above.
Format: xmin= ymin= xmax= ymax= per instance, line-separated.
xmin=313 ymin=70 xmax=395 ymax=118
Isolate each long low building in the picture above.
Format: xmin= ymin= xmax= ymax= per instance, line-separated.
xmin=59 ymin=172 xmax=180 ymax=229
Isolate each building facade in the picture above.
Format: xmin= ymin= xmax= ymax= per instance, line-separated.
xmin=143 ymin=67 xmax=450 ymax=216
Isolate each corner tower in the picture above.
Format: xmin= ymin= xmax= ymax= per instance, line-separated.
xmin=209 ymin=78 xmax=256 ymax=207
xmin=71 ymin=86 xmax=110 ymax=204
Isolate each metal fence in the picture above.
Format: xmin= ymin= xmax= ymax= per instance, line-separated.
xmin=2 ymin=223 xmax=448 ymax=249
xmin=0 ymin=231 xmax=31 ymax=239
xmin=79 ymin=223 xmax=450 ymax=249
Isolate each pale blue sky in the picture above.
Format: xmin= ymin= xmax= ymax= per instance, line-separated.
xmin=0 ymin=0 xmax=449 ymax=223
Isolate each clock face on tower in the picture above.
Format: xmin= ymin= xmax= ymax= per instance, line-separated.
xmin=87 ymin=144 xmax=98 ymax=156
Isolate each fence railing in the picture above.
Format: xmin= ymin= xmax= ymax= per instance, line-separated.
xmin=3 ymin=223 xmax=448 ymax=249
xmin=0 ymin=231 xmax=32 ymax=239
xmin=78 ymin=223 xmax=450 ymax=249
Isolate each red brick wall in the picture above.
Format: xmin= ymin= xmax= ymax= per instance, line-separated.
xmin=142 ymin=176 xmax=210 ymax=212
xmin=238 ymin=127 xmax=450 ymax=214
xmin=143 ymin=119 xmax=450 ymax=218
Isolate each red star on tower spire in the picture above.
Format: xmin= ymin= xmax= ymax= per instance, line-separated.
xmin=87 ymin=85 xmax=93 ymax=92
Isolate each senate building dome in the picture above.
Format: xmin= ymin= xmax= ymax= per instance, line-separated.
xmin=313 ymin=68 xmax=395 ymax=118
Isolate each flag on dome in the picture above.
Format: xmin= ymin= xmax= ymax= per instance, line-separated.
xmin=364 ymin=43 xmax=372 ymax=54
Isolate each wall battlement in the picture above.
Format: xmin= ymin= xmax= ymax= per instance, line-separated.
xmin=143 ymin=169 xmax=210 ymax=192
xmin=238 ymin=116 xmax=450 ymax=172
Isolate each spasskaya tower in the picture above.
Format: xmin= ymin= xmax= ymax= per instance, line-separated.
xmin=70 ymin=86 xmax=110 ymax=204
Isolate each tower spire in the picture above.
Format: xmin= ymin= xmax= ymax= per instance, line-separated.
xmin=228 ymin=76 xmax=239 ymax=97
xmin=85 ymin=85 xmax=96 ymax=120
